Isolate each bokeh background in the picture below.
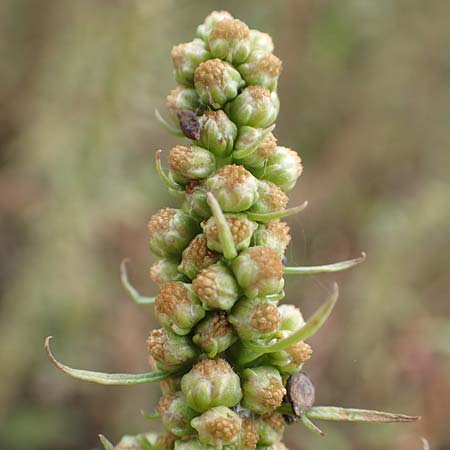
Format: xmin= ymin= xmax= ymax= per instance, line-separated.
xmin=1 ymin=0 xmax=449 ymax=449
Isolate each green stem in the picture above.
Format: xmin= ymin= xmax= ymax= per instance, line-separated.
xmin=99 ymin=435 xmax=115 ymax=450
xmin=284 ymin=252 xmax=366 ymax=275
xmin=245 ymin=283 xmax=339 ymax=353
xmin=155 ymin=150 xmax=185 ymax=192
xmin=206 ymin=192 xmax=237 ymax=260
xmin=45 ymin=337 xmax=170 ymax=385
xmin=247 ymin=201 xmax=308 ymax=223
xmin=154 ymin=108 xmax=184 ymax=137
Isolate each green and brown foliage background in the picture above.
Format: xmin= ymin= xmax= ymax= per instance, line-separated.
xmin=0 ymin=1 xmax=449 ymax=449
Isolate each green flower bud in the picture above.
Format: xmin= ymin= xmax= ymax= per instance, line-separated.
xmin=158 ymin=392 xmax=198 ymax=437
xmin=260 ymin=147 xmax=303 ymax=192
xmin=228 ymin=297 xmax=280 ymax=342
xmin=250 ymin=181 xmax=288 ymax=214
xmin=241 ymin=366 xmax=286 ymax=414
xmin=167 ymin=86 xmax=201 ymax=126
xmin=277 ymin=304 xmax=305 ymax=332
xmin=238 ymin=51 xmax=282 ymax=91
xmin=231 ymin=247 xmax=284 ymax=298
xmin=233 ymin=127 xmax=277 ymax=170
xmin=229 ymin=417 xmax=258 ymax=450
xmin=192 ymin=311 xmax=237 ymax=358
xmin=181 ymin=358 xmax=242 ymax=412
xmin=156 ymin=433 xmax=177 ymax=450
xmin=207 ymin=19 xmax=251 ymax=65
xmin=172 ymin=39 xmax=211 ymax=86
xmin=196 ymin=110 xmax=237 ymax=158
xmin=193 ymin=262 xmax=240 ymax=311
xmin=146 ymin=328 xmax=198 ymax=372
xmin=148 ymin=209 xmax=201 ymax=259
xmin=168 ymin=145 xmax=216 ymax=184
xmin=256 ymin=413 xmax=285 ymax=446
xmin=197 ymin=10 xmax=234 ymax=40
xmin=174 ymin=438 xmax=214 ymax=450
xmin=194 ymin=59 xmax=244 ymax=110
xmin=182 ymin=186 xmax=211 ymax=221
xmin=202 ymin=213 xmax=258 ymax=254
xmin=249 ymin=30 xmax=274 ymax=53
xmin=205 ymin=165 xmax=259 ymax=213
xmin=251 ymin=221 xmax=291 ymax=256
xmin=191 ymin=406 xmax=242 ymax=449
xmin=267 ymin=340 xmax=312 ymax=375
xmin=156 ymin=282 xmax=205 ymax=335
xmin=150 ymin=259 xmax=187 ymax=287
xmin=114 ymin=434 xmax=157 ymax=450
xmin=226 ymin=86 xmax=279 ymax=128
xmin=178 ymin=234 xmax=220 ymax=280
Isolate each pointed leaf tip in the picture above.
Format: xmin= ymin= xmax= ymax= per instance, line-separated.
xmin=45 ymin=336 xmax=170 ymax=385
xmin=284 ymin=252 xmax=367 ymax=275
xmin=120 ymin=259 xmax=155 ymax=305
xmin=155 ymin=108 xmax=184 ymax=137
xmin=99 ymin=435 xmax=115 ymax=450
xmin=155 ymin=149 xmax=185 ymax=192
xmin=247 ymin=200 xmax=308 ymax=223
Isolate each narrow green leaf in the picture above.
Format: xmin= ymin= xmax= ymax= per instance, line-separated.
xmin=306 ymin=406 xmax=420 ymax=423
xmin=45 ymin=337 xmax=170 ymax=385
xmin=120 ymin=259 xmax=155 ymax=305
xmin=155 ymin=150 xmax=185 ymax=192
xmin=245 ymin=283 xmax=339 ymax=353
xmin=99 ymin=435 xmax=115 ymax=450
xmin=284 ymin=252 xmax=366 ymax=275
xmin=263 ymin=290 xmax=285 ymax=302
xmin=206 ymin=192 xmax=237 ymax=260
xmin=232 ymin=124 xmax=275 ymax=159
xmin=300 ymin=415 xmax=325 ymax=436
xmin=247 ymin=201 xmax=308 ymax=223
xmin=155 ymin=108 xmax=184 ymax=137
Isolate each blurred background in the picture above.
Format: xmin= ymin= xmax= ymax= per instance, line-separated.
xmin=1 ymin=0 xmax=449 ymax=449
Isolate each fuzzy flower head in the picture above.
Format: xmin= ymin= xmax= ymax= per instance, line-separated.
xmin=150 ymin=259 xmax=186 ymax=287
xmin=168 ymin=145 xmax=216 ymax=184
xmin=227 ymin=86 xmax=279 ymax=128
xmin=146 ymin=328 xmax=198 ymax=372
xmin=205 ymin=165 xmax=259 ymax=213
xmin=228 ymin=297 xmax=281 ymax=342
xmin=172 ymin=39 xmax=211 ymax=86
xmin=249 ymin=29 xmax=274 ymax=53
xmin=202 ymin=213 xmax=258 ymax=254
xmin=234 ymin=128 xmax=277 ymax=170
xmin=158 ymin=392 xmax=197 ymax=437
xmin=191 ymin=406 xmax=242 ymax=449
xmin=250 ymin=180 xmax=288 ymax=214
xmin=192 ymin=262 xmax=240 ymax=311
xmin=231 ymin=247 xmax=284 ymax=298
xmin=256 ymin=413 xmax=285 ymax=446
xmin=194 ymin=59 xmax=244 ymax=109
xmin=207 ymin=18 xmax=251 ymax=65
xmin=147 ymin=208 xmax=200 ymax=258
xmin=197 ymin=10 xmax=234 ymax=40
xmin=241 ymin=366 xmax=286 ymax=414
xmin=269 ymin=341 xmax=313 ymax=375
xmin=182 ymin=187 xmax=211 ymax=221
xmin=181 ymin=358 xmax=242 ymax=412
xmin=196 ymin=110 xmax=237 ymax=158
xmin=192 ymin=311 xmax=237 ymax=358
xmin=251 ymin=221 xmax=291 ymax=256
xmin=167 ymin=86 xmax=200 ymax=125
xmin=238 ymin=51 xmax=282 ymax=91
xmin=178 ymin=234 xmax=220 ymax=280
xmin=155 ymin=282 xmax=205 ymax=335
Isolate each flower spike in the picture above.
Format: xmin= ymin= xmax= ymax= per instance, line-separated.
xmin=155 ymin=150 xmax=185 ymax=192
xmin=45 ymin=337 xmax=170 ymax=385
xmin=284 ymin=252 xmax=366 ymax=274
xmin=206 ymin=191 xmax=237 ymax=259
xmin=120 ymin=259 xmax=155 ymax=305
xmin=155 ymin=108 xmax=185 ymax=137
xmin=246 ymin=200 xmax=308 ymax=223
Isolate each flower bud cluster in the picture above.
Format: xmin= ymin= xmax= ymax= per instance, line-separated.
xmin=144 ymin=11 xmax=306 ymax=450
